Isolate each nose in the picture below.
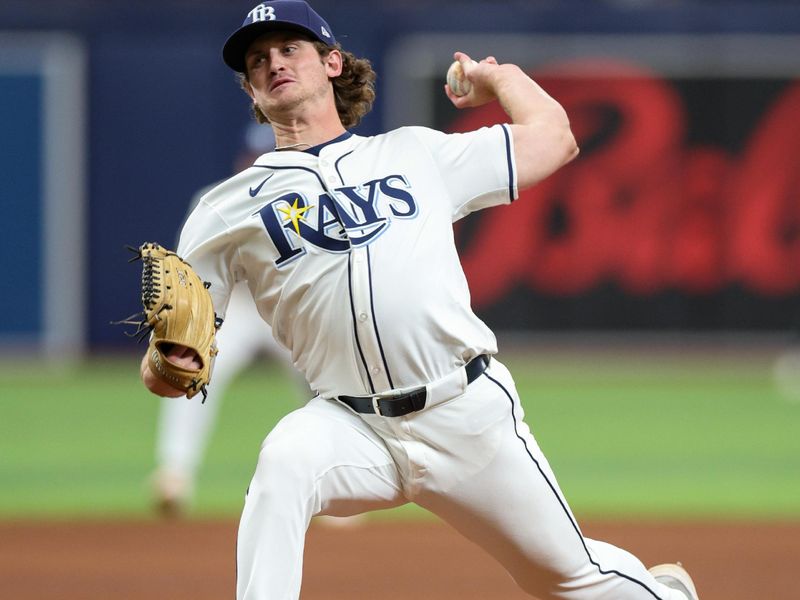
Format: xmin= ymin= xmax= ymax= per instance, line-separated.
xmin=269 ymin=48 xmax=286 ymax=75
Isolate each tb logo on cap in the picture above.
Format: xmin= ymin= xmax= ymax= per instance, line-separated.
xmin=248 ymin=4 xmax=277 ymax=23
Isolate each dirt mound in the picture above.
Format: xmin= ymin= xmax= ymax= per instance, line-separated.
xmin=1 ymin=518 xmax=795 ymax=599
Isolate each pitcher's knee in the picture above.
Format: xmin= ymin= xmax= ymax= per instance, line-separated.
xmin=511 ymin=566 xmax=563 ymax=599
xmin=248 ymin=426 xmax=340 ymax=503
xmin=252 ymin=443 xmax=310 ymax=489
xmin=515 ymin=561 xmax=638 ymax=600
xmin=505 ymin=553 xmax=600 ymax=600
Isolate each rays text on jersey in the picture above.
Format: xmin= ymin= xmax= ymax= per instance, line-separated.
xmin=258 ymin=174 xmax=417 ymax=267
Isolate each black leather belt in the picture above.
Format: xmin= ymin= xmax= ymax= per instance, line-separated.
xmin=336 ymin=354 xmax=490 ymax=417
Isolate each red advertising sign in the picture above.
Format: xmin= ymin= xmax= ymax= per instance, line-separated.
xmin=444 ymin=59 xmax=800 ymax=328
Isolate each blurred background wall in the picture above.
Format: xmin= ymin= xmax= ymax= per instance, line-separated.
xmin=1 ymin=0 xmax=799 ymax=357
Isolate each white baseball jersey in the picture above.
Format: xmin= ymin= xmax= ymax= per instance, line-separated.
xmin=184 ymin=124 xmax=688 ymax=600
xmin=178 ymin=125 xmax=517 ymax=399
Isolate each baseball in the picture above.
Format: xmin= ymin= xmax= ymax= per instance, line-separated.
xmin=447 ymin=60 xmax=473 ymax=97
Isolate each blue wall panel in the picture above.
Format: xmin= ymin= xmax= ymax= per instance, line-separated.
xmin=0 ymin=75 xmax=42 ymax=335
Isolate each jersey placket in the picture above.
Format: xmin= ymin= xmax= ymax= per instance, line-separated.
xmin=317 ymin=153 xmax=390 ymax=393
xmin=349 ymin=245 xmax=391 ymax=392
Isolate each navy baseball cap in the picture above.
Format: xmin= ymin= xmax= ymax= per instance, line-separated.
xmin=223 ymin=1 xmax=336 ymax=73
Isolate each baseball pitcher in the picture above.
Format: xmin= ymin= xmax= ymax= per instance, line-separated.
xmin=137 ymin=2 xmax=700 ymax=599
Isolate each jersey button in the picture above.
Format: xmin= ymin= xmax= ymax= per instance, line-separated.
xmin=358 ymin=312 xmax=368 ymax=322
xmin=371 ymin=366 xmax=381 ymax=375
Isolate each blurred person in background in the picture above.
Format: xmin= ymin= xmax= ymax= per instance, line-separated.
xmin=151 ymin=123 xmax=361 ymax=530
xmin=150 ymin=123 xmax=301 ymax=516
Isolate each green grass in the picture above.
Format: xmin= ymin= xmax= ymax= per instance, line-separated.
xmin=504 ymin=349 xmax=800 ymax=519
xmin=1 ymin=346 xmax=798 ymax=520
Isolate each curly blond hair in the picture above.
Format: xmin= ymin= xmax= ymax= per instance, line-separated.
xmin=239 ymin=41 xmax=376 ymax=129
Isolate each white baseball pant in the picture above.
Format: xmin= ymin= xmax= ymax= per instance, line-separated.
xmin=236 ymin=358 xmax=687 ymax=600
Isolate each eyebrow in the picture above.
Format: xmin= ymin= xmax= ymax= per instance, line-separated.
xmin=246 ymin=36 xmax=307 ymax=61
xmin=250 ymin=34 xmax=307 ymax=49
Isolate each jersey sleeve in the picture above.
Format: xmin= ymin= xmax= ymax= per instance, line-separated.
xmin=176 ymin=199 xmax=240 ymax=321
xmin=410 ymin=124 xmax=518 ymax=221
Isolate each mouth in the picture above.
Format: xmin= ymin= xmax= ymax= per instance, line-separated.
xmin=269 ymin=77 xmax=294 ymax=92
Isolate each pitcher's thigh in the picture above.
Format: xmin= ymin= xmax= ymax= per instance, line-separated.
xmin=248 ymin=398 xmax=406 ymax=517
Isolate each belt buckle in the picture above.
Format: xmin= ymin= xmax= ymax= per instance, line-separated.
xmin=371 ymin=396 xmax=383 ymax=416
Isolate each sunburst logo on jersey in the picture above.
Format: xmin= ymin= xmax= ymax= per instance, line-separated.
xmin=277 ymin=198 xmax=313 ymax=235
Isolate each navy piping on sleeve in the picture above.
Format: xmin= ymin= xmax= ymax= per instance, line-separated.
xmin=501 ymin=124 xmax=515 ymax=202
xmin=484 ymin=371 xmax=666 ymax=600
xmin=366 ymin=245 xmax=395 ymax=388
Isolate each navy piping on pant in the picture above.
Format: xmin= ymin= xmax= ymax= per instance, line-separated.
xmin=483 ymin=371 xmax=665 ymax=600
